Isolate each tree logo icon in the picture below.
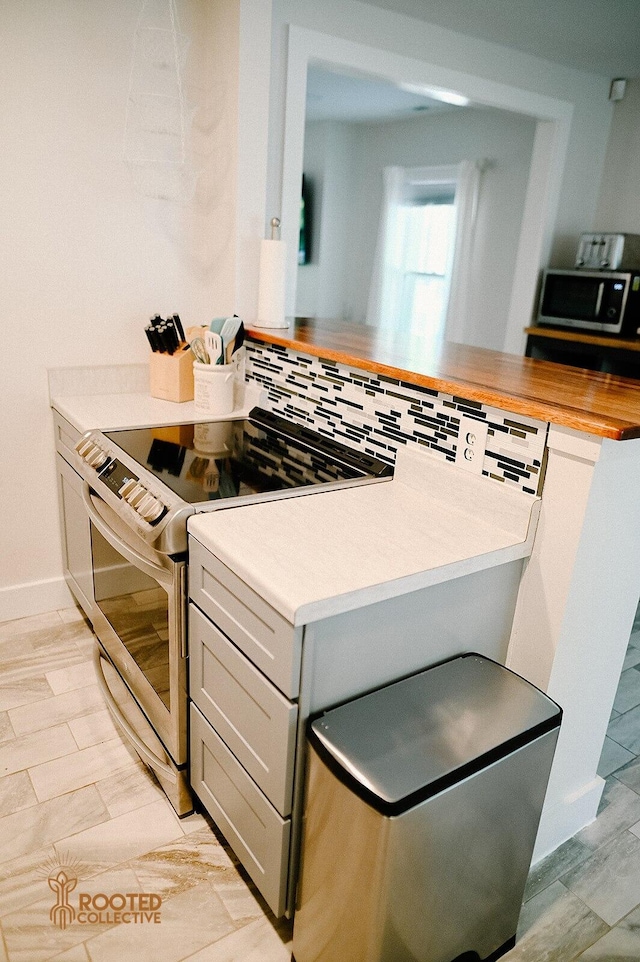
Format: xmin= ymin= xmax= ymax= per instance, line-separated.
xmin=48 ymin=870 xmax=77 ymax=930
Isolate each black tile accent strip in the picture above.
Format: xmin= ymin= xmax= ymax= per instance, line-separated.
xmin=245 ymin=341 xmax=549 ymax=494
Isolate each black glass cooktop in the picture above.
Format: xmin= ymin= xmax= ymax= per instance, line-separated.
xmin=103 ymin=408 xmax=391 ymax=506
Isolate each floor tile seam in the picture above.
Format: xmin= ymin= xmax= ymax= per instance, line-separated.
xmin=602 ymin=728 xmax=640 ymax=754
xmin=45 ymin=667 xmax=96 ymax=697
xmin=8 ymin=681 xmax=103 ymax=733
xmin=0 ymin=721 xmax=79 ymax=779
xmin=551 ymin=866 xmax=611 ymax=925
xmin=609 ymin=772 xmax=640 ymax=798
xmin=609 ymin=698 xmax=640 ymax=719
xmin=0 ymin=612 xmax=64 ymax=634
xmin=0 ymin=798 xmax=112 ymax=870
xmin=571 ymin=818 xmax=640 ymax=861
xmin=49 ymin=816 xmax=186 ymax=873
xmin=21 ymin=766 xmax=41 ymax=814
xmin=525 ymin=845 xmax=595 ymax=903
xmin=75 ymin=877 xmax=238 ymax=958
xmin=127 ymin=843 xmax=255 ymax=906
xmin=28 ymin=748 xmax=141 ymax=805
xmin=40 ymin=786 xmax=113 ymax=845
xmin=0 ymin=715 xmax=17 ymax=745
xmin=0 ymin=682 xmax=58 ymax=718
xmin=176 ymin=921 xmax=258 ymax=962
xmin=0 ymin=856 xmax=149 ymax=925
xmin=126 ymin=858 xmax=242 ymax=913
xmin=93 ymin=775 xmax=163 ymax=821
xmin=569 ymin=925 xmax=614 ymax=962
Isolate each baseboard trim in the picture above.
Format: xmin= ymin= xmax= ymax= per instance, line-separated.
xmin=0 ymin=576 xmax=76 ymax=624
xmin=532 ymin=776 xmax=605 ymax=864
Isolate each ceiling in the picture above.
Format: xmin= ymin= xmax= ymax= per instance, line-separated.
xmin=305 ymin=66 xmax=461 ymax=123
xmin=363 ymin=0 xmax=640 ymax=78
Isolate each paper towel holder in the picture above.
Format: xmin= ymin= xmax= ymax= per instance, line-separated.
xmin=254 ymin=216 xmax=290 ymax=329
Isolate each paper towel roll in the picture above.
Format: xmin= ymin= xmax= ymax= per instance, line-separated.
xmin=256 ymin=238 xmax=288 ymax=328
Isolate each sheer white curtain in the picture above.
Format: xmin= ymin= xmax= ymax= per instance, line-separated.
xmin=366 ymin=160 xmax=482 ymax=343
xmin=445 ymin=160 xmax=482 ymax=344
xmin=366 ymin=166 xmax=405 ymax=328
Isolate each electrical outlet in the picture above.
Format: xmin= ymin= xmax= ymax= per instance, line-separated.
xmin=455 ymin=416 xmax=488 ymax=474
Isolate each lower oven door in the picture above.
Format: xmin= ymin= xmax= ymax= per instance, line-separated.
xmin=93 ymin=645 xmax=193 ymax=816
xmin=82 ymin=484 xmax=188 ymax=772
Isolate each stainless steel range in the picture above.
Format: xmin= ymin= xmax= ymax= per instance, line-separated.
xmin=72 ymin=407 xmax=392 ymax=816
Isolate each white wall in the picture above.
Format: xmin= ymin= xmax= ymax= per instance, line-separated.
xmin=297 ymin=122 xmax=358 ymax=319
xmin=0 ymin=0 xmax=624 ymax=619
xmin=595 ymin=79 xmax=640 ymax=233
xmin=300 ymin=107 xmax=536 ymax=348
xmin=0 ymin=0 xmax=271 ymax=621
xmin=268 ymin=0 xmax=615 ymax=324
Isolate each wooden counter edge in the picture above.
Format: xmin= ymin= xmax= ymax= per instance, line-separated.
xmin=247 ymin=326 xmax=640 ymax=442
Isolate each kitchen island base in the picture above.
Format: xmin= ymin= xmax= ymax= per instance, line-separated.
xmin=188 ymin=537 xmax=527 ymax=917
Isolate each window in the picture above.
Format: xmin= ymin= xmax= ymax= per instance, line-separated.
xmin=367 ymin=163 xmax=480 ymax=345
xmin=396 ymin=189 xmax=456 ymax=338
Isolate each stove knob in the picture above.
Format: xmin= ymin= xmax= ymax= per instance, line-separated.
xmin=75 ymin=438 xmax=95 ymax=458
xmin=136 ymin=493 xmax=157 ymax=517
xmin=126 ymin=484 xmax=147 ymax=507
xmin=145 ymin=501 xmax=166 ymax=523
xmin=80 ymin=444 xmax=96 ymax=462
xmin=139 ymin=497 xmax=165 ymax=522
xmin=87 ymin=447 xmax=108 ymax=468
xmin=119 ymin=478 xmax=138 ymax=499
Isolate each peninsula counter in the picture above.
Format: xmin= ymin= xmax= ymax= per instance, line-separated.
xmin=244 ymin=318 xmax=640 ymax=861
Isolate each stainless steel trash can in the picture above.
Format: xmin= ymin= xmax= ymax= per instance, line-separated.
xmin=293 ymin=653 xmax=561 ymax=962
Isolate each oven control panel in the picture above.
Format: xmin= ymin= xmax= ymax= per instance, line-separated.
xmin=75 ymin=437 xmax=111 ymax=472
xmin=74 ymin=436 xmax=168 ymax=526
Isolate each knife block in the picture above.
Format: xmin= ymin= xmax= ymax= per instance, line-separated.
xmin=149 ymin=347 xmax=194 ymax=402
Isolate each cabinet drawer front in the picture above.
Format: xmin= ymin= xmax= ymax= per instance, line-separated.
xmin=190 ymin=703 xmax=290 ymax=918
xmin=53 ymin=412 xmax=82 ymax=462
xmin=189 ymin=604 xmax=297 ymax=816
xmin=189 ymin=537 xmax=302 ymax=697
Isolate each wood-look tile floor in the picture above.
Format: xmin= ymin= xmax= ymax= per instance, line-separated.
xmin=2 ymin=604 xmax=640 ymax=960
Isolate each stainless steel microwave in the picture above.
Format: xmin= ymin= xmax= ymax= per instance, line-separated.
xmin=537 ymin=269 xmax=640 ymax=335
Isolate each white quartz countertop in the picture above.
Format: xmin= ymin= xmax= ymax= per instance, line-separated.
xmin=51 ymin=384 xmax=262 ymax=434
xmin=188 ymin=446 xmax=541 ymax=626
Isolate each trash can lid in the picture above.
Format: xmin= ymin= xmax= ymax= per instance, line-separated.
xmin=309 ymin=654 xmax=561 ymax=814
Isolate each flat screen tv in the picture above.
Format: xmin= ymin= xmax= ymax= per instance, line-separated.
xmin=299 ymin=175 xmax=312 ymax=265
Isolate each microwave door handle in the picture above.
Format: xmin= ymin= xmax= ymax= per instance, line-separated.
xmin=81 ymin=483 xmax=172 ymax=586
xmin=92 ymin=645 xmax=177 ymax=783
xmin=595 ymin=282 xmax=604 ymax=317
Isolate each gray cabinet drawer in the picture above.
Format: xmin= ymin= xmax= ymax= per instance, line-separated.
xmin=53 ymin=412 xmax=82 ymax=462
xmin=189 ymin=604 xmax=298 ymax=816
xmin=189 ymin=537 xmax=302 ymax=697
xmin=190 ymin=702 xmax=290 ymax=918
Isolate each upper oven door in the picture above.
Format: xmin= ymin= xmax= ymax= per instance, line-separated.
xmin=82 ymin=483 xmax=188 ymax=765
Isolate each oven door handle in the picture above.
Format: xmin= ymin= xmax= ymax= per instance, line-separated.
xmin=93 ymin=645 xmax=177 ymax=783
xmin=81 ymin=483 xmax=172 ymax=586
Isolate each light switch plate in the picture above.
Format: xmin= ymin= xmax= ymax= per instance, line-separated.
xmin=455 ymin=416 xmax=488 ymax=474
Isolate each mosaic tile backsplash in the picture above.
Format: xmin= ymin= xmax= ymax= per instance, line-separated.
xmin=246 ymin=341 xmax=549 ymax=496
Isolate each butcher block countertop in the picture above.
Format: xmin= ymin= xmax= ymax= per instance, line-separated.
xmin=248 ymin=318 xmax=640 ymax=441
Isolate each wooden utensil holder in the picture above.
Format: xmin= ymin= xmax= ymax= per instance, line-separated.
xmin=149 ymin=347 xmax=194 ymax=402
